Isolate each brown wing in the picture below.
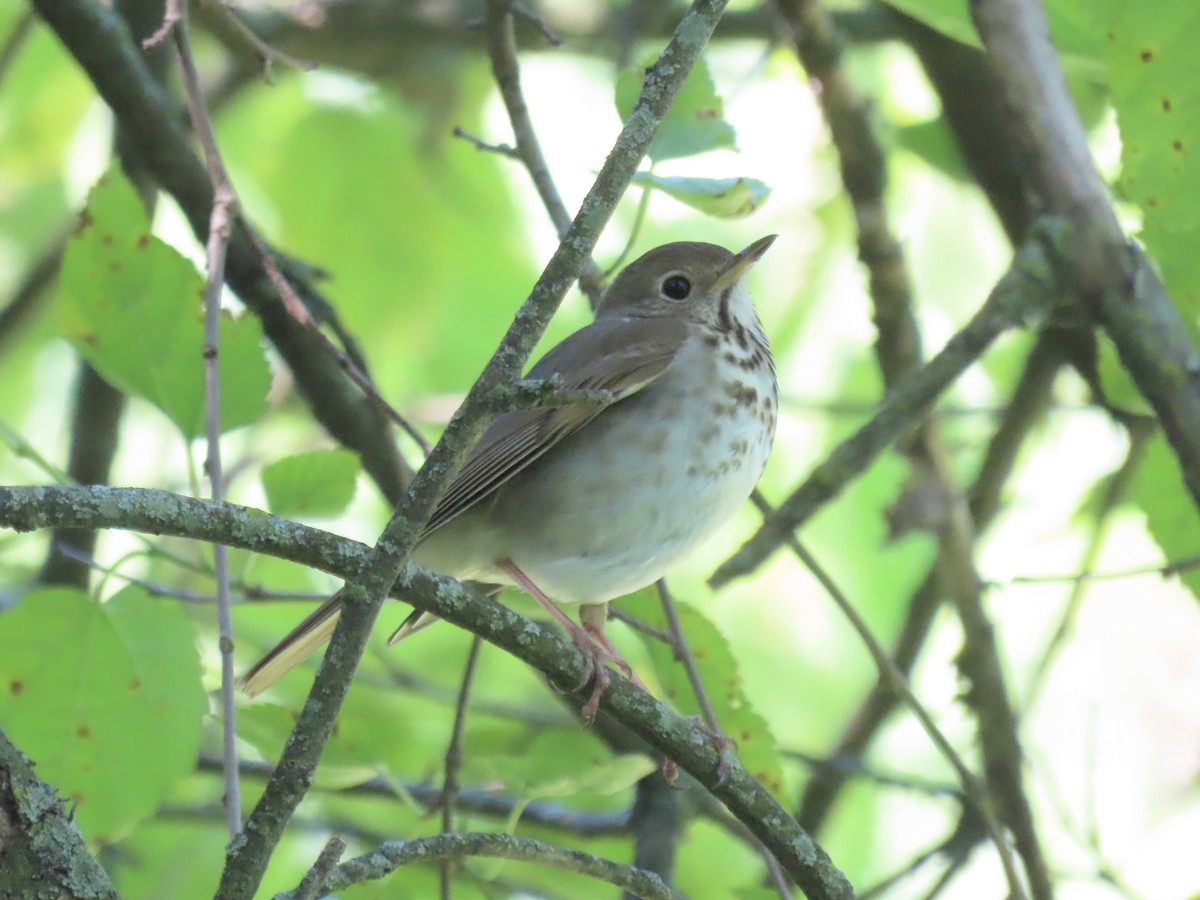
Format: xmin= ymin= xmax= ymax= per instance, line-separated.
xmin=423 ymin=315 xmax=687 ymax=535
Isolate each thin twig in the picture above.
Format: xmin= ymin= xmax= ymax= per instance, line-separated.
xmin=198 ymin=755 xmax=632 ymax=836
xmin=203 ymin=0 xmax=315 ymax=76
xmin=241 ymin=228 xmax=434 ymax=456
xmin=652 ymin=581 xmax=726 ymax=763
xmin=749 ymin=494 xmax=1024 ymax=894
xmin=453 ymin=126 xmax=519 ymax=158
xmin=155 ymin=0 xmax=241 ymax=837
xmin=278 ymin=832 xmax=683 ymax=900
xmin=440 ymin=635 xmax=483 ymax=899
xmin=482 ymin=0 xmax=604 ymax=308
xmin=289 ymin=835 xmax=347 ymax=900
xmin=35 ymin=0 xmax=415 ymax=505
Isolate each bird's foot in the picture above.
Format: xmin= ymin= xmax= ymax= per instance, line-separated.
xmin=687 ymin=716 xmax=739 ymax=786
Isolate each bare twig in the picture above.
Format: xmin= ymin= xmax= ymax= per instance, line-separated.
xmin=278 ymin=832 xmax=683 ymax=900
xmin=452 ymin=126 xmax=519 ymax=158
xmin=242 ymin=232 xmax=433 ymax=456
xmin=290 ymin=836 xmax=347 ymax=900
xmin=482 ymin=0 xmax=605 ymax=308
xmin=34 ymin=0 xmax=415 ymax=505
xmin=202 ymin=0 xmax=315 ymax=76
xmin=750 ymin=494 xmax=1024 ymax=894
xmin=199 ymin=755 xmax=632 ymax=836
xmin=150 ymin=0 xmax=242 ymax=837
xmin=440 ymin=635 xmax=482 ymax=898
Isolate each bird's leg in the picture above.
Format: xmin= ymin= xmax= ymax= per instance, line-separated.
xmin=497 ymin=560 xmax=633 ymax=720
xmin=578 ymin=603 xmax=647 ymax=691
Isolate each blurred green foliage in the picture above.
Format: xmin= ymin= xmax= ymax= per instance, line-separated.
xmin=1 ymin=1 xmax=1200 ymax=898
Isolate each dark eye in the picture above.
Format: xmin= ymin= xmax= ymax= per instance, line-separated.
xmin=661 ymin=275 xmax=691 ymax=300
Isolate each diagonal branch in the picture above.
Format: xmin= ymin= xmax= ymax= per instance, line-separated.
xmin=711 ymin=223 xmax=1070 ymax=587
xmin=971 ymin=0 xmax=1200 ymax=508
xmin=0 ymin=482 xmax=852 ymax=897
xmin=278 ymin=832 xmax=683 ymax=900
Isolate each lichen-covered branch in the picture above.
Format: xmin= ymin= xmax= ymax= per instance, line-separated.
xmin=0 ymin=483 xmax=852 ymax=898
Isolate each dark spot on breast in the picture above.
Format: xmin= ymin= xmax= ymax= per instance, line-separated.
xmin=9 ymin=680 xmax=23 ymax=695
xmin=733 ymin=324 xmax=750 ymax=351
xmin=717 ymin=288 xmax=733 ymax=332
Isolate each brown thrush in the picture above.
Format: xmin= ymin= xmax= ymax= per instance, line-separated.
xmin=243 ymin=236 xmax=778 ymax=718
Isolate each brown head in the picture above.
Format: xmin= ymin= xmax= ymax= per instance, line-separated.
xmin=597 ymin=236 xmax=777 ymax=330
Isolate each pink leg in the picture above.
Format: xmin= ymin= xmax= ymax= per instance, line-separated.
xmin=579 ymin=603 xmax=647 ymax=692
xmin=498 ymin=560 xmax=638 ymax=720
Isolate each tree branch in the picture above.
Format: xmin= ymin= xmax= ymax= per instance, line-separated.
xmin=0 ymin=727 xmax=119 ymax=900
xmin=277 ymin=832 xmax=682 ymax=900
xmin=971 ymin=0 xmax=1200 ymax=509
xmin=0 ymin=483 xmax=851 ymax=897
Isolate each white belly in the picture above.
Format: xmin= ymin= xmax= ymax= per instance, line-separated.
xmin=481 ymin=337 xmax=776 ymax=604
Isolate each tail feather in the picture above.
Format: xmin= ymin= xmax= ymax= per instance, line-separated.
xmin=241 ymin=591 xmax=345 ymax=697
xmin=387 ymin=609 xmax=440 ymax=645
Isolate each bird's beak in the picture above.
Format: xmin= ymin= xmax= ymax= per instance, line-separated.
xmin=714 ymin=234 xmax=777 ymax=292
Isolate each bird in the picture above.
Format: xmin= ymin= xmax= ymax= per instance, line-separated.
xmin=242 ymin=236 xmax=778 ymax=719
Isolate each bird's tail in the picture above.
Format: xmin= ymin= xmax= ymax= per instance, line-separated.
xmin=387 ymin=609 xmax=440 ymax=645
xmin=240 ymin=590 xmax=345 ymax=697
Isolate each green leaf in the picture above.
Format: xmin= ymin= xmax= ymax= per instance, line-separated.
xmin=1130 ymin=436 xmax=1200 ymax=603
xmin=616 ymin=55 xmax=736 ymax=163
xmin=616 ymin=589 xmax=786 ymax=796
xmin=55 ymin=166 xmax=269 ymax=439
xmin=632 ymin=172 xmax=770 ymax=218
xmin=0 ymin=586 xmax=205 ymax=841
xmin=1100 ymin=3 xmax=1200 ymax=234
xmin=261 ymin=449 xmax=360 ymax=518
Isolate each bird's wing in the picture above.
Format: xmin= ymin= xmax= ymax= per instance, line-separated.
xmin=423 ymin=315 xmax=688 ymax=535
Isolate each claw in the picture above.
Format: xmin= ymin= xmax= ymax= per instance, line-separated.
xmin=689 ymin=716 xmax=738 ymax=786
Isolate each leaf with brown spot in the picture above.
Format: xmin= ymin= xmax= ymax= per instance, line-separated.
xmin=0 ymin=585 xmax=204 ymax=838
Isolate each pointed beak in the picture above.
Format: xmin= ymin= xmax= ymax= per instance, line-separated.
xmin=714 ymin=234 xmax=777 ymax=292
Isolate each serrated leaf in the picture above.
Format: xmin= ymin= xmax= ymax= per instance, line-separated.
xmin=615 ymin=588 xmax=786 ymax=796
xmin=0 ymin=586 xmax=205 ymax=840
xmin=1130 ymin=436 xmax=1200 ymax=603
xmin=55 ymin=166 xmax=269 ymax=439
xmin=616 ymin=55 xmax=736 ymax=163
xmin=632 ymin=172 xmax=770 ymax=218
xmin=261 ymin=449 xmax=360 ymax=518
xmin=1100 ymin=3 xmax=1200 ymax=233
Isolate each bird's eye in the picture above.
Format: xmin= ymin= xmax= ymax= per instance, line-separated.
xmin=661 ymin=274 xmax=691 ymax=300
